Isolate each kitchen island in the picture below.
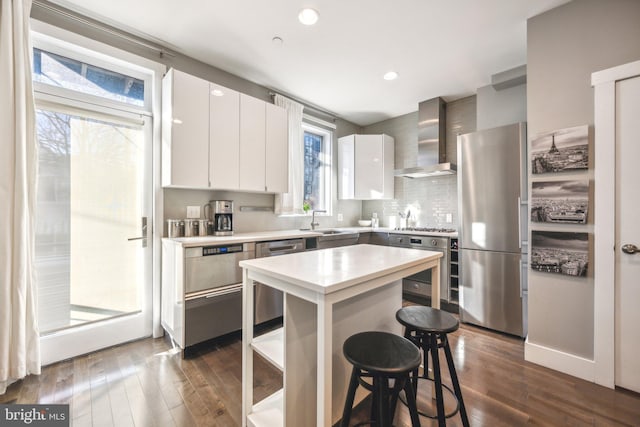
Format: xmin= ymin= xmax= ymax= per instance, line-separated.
xmin=240 ymin=244 xmax=442 ymax=427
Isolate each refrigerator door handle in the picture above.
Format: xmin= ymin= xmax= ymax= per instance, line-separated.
xmin=519 ymin=259 xmax=528 ymax=298
xmin=517 ymin=196 xmax=522 ymax=249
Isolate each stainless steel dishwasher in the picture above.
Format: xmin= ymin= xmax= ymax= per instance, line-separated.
xmin=184 ymin=242 xmax=255 ymax=346
xmin=254 ymin=238 xmax=305 ymax=324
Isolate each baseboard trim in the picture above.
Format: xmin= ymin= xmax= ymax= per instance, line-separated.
xmin=524 ymin=337 xmax=596 ymax=383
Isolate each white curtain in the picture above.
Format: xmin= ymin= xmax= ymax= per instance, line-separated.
xmin=0 ymin=0 xmax=41 ymax=394
xmin=274 ymin=94 xmax=305 ymax=215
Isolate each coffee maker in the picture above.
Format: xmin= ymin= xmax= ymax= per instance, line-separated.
xmin=213 ymin=200 xmax=233 ymax=236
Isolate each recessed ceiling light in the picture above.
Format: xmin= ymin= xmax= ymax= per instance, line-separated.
xmin=211 ymin=89 xmax=224 ymax=97
xmin=298 ymin=8 xmax=319 ymax=25
xmin=272 ymin=36 xmax=284 ymax=47
xmin=383 ymin=71 xmax=399 ymax=81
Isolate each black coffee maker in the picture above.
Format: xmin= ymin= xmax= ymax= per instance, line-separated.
xmin=213 ymin=200 xmax=233 ymax=236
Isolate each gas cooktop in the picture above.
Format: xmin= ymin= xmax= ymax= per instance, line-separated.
xmin=393 ymin=227 xmax=457 ymax=233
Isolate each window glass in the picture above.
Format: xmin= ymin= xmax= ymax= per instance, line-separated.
xmin=303 ymin=125 xmax=330 ymax=212
xmin=33 ymin=48 xmax=144 ymax=106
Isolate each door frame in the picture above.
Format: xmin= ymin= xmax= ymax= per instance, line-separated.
xmin=592 ymin=59 xmax=640 ymax=388
xmin=31 ymin=21 xmax=166 ymax=365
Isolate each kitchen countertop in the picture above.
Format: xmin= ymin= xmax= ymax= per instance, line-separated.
xmin=162 ymin=226 xmax=457 ymax=247
xmin=239 ymin=243 xmax=442 ymax=295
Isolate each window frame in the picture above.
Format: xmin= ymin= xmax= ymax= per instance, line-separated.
xmin=302 ymin=121 xmax=333 ymax=216
xmin=31 ymin=27 xmax=155 ymax=117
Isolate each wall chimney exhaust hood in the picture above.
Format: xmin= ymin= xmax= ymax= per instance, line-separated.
xmin=394 ymin=97 xmax=456 ymax=178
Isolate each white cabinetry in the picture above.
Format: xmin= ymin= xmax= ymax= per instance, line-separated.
xmin=162 ymin=69 xmax=288 ymax=193
xmin=265 ymin=103 xmax=288 ymax=193
xmin=162 ymin=68 xmax=209 ymax=188
xmin=210 ymin=83 xmax=240 ymax=190
xmin=338 ymin=134 xmax=394 ymax=200
xmin=240 ymin=94 xmax=266 ymax=192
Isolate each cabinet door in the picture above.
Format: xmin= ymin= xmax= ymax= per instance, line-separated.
xmin=338 ymin=135 xmax=355 ymax=199
xmin=209 ymin=83 xmax=240 ymax=190
xmin=239 ymin=94 xmax=266 ymax=192
xmin=354 ymin=135 xmax=383 ymax=199
xmin=382 ymin=134 xmax=395 ymax=199
xmin=162 ymin=69 xmax=209 ymax=187
xmin=265 ymin=103 xmax=288 ymax=193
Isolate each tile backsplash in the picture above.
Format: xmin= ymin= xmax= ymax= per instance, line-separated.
xmin=362 ymin=96 xmax=476 ymax=229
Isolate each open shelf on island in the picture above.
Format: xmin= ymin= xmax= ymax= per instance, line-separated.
xmin=251 ymin=327 xmax=284 ymax=371
xmin=247 ymin=389 xmax=283 ymax=427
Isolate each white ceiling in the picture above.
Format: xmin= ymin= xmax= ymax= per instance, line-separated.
xmin=49 ymin=0 xmax=570 ymax=126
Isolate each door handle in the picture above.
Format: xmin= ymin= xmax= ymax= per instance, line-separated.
xmin=621 ymin=244 xmax=640 ymax=255
xmin=128 ymin=216 xmax=148 ymax=248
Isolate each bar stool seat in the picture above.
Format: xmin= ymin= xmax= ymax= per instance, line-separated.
xmin=396 ymin=306 xmax=470 ymax=427
xmin=340 ymin=331 xmax=422 ymax=427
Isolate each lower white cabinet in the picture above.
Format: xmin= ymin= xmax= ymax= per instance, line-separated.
xmin=338 ymin=134 xmax=394 ymax=200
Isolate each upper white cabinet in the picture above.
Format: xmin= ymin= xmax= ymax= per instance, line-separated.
xmin=162 ymin=68 xmax=209 ymax=188
xmin=162 ymin=68 xmax=288 ymax=193
xmin=239 ymin=94 xmax=266 ymax=192
xmin=265 ymin=102 xmax=288 ymax=193
xmin=209 ymin=83 xmax=240 ymax=190
xmin=338 ymin=134 xmax=394 ymax=200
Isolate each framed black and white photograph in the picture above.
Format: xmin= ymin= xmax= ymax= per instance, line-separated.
xmin=531 ymin=231 xmax=588 ymax=277
xmin=531 ymin=124 xmax=589 ymax=174
xmin=531 ymin=180 xmax=589 ymax=224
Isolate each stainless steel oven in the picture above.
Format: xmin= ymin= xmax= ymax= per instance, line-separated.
xmin=183 ymin=242 xmax=255 ymax=346
xmin=388 ymin=234 xmax=450 ymax=303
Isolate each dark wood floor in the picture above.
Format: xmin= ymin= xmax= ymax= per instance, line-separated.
xmin=2 ymin=317 xmax=640 ymax=426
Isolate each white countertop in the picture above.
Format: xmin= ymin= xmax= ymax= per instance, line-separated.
xmin=239 ymin=244 xmax=442 ymax=295
xmin=164 ymin=229 xmax=324 ymax=247
xmin=162 ymin=226 xmax=456 ymax=247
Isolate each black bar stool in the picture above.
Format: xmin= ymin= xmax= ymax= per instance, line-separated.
xmin=340 ymin=331 xmax=422 ymax=427
xmin=395 ymin=306 xmax=470 ymax=427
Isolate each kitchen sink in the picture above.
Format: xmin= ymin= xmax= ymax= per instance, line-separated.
xmin=315 ymin=229 xmax=359 ymax=248
xmin=318 ymin=230 xmax=343 ymax=235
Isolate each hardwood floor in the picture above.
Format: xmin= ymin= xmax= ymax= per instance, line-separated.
xmin=2 ymin=319 xmax=639 ymax=426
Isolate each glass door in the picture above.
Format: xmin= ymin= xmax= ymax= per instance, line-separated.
xmin=36 ymin=104 xmax=153 ymax=364
xmin=34 ymin=108 xmax=153 ymax=365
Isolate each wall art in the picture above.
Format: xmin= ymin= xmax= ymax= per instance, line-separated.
xmin=531 ymin=180 xmax=588 ymax=224
xmin=531 ymin=124 xmax=588 ymax=174
xmin=531 ymin=231 xmax=588 ymax=277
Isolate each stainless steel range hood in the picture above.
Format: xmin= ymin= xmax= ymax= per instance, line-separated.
xmin=394 ymin=97 xmax=456 ymax=178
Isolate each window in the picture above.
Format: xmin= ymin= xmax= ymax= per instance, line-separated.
xmin=33 ymin=48 xmax=145 ymax=106
xmin=302 ymin=123 xmax=331 ymax=212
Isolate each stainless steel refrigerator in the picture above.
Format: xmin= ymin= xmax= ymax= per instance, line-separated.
xmin=457 ymin=122 xmax=528 ymax=337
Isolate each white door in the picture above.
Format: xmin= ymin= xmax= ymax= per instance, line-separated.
xmin=31 ymin=41 xmax=155 ymax=365
xmin=615 ymin=74 xmax=640 ymax=393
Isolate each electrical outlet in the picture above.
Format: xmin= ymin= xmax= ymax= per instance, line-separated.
xmin=445 ymin=213 xmax=452 ymax=223
xmin=186 ymin=205 xmax=201 ymax=218
xmin=337 ymin=213 xmax=343 ymax=222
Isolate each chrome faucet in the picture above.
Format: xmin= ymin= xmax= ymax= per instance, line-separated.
xmin=311 ymin=209 xmax=326 ymax=230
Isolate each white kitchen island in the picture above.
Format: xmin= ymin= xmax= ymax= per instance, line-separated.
xmin=240 ymin=244 xmax=442 ymax=427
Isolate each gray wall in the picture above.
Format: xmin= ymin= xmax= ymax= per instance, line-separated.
xmin=477 ymin=83 xmax=527 ymax=130
xmin=361 ymin=96 xmax=476 ymax=228
xmin=527 ymin=0 xmax=640 ymax=358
